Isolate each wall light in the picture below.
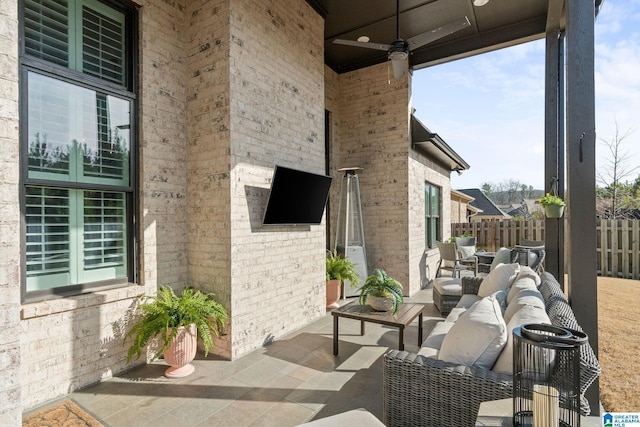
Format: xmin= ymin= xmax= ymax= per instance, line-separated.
xmin=473 ymin=0 xmax=490 ymax=6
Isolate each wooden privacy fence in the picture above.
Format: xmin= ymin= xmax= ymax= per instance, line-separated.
xmin=451 ymin=219 xmax=640 ymax=280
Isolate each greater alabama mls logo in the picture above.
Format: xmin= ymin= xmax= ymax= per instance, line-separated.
xmin=605 ymin=413 xmax=640 ymax=427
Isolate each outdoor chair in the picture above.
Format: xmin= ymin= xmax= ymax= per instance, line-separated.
xmin=511 ymin=246 xmax=545 ymax=273
xmin=436 ymin=241 xmax=478 ymax=278
xmin=522 ymin=239 xmax=544 ymax=247
xmin=454 ymin=236 xmax=479 ymax=274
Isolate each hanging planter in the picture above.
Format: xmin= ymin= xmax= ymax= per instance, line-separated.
xmin=544 ymin=204 xmax=565 ymax=218
xmin=537 ymin=179 xmax=565 ymax=219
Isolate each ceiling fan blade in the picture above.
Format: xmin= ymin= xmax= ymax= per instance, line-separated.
xmin=391 ymin=58 xmax=405 ymax=79
xmin=333 ymin=38 xmax=391 ymax=52
xmin=406 ymin=16 xmax=471 ymax=50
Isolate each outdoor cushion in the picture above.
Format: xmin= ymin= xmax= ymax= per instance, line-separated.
xmin=438 ymin=295 xmax=508 ymax=370
xmin=445 ymin=294 xmax=482 ymax=322
xmin=492 ymin=305 xmax=551 ymax=374
xmin=514 ymin=265 xmax=541 ymax=286
xmin=506 ymin=275 xmax=539 ymax=305
xmin=503 ymin=287 xmax=545 ymax=323
xmin=477 ymin=263 xmax=521 ymax=297
xmin=432 ymin=277 xmax=462 ymax=295
xmin=490 ymin=247 xmax=512 ymax=270
xmin=422 ymin=321 xmax=455 ymax=350
xmin=458 ymin=245 xmax=476 ymax=260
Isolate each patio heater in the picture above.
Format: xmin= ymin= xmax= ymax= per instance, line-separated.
xmin=335 ymin=167 xmax=367 ymax=297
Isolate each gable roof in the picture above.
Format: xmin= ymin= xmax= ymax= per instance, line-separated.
xmin=457 ymin=188 xmax=510 ymax=218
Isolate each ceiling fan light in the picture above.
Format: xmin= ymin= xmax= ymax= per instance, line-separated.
xmin=357 ymin=35 xmax=370 ymax=43
xmin=391 ymin=58 xmax=405 ymax=79
xmin=473 ymin=0 xmax=490 ymax=6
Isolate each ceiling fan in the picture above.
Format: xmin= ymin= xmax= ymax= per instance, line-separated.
xmin=332 ymin=0 xmax=471 ymax=79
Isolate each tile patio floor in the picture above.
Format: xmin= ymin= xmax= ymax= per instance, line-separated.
xmin=64 ymin=287 xmax=442 ymax=427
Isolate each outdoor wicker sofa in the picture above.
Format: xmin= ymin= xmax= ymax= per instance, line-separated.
xmin=383 ymin=270 xmax=601 ymax=427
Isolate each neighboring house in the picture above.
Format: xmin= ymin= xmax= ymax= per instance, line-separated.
xmin=0 ymin=0 xmax=470 ymax=415
xmin=457 ymin=189 xmax=511 ymax=221
xmin=504 ymin=199 xmax=543 ymax=219
xmin=450 ymin=189 xmax=480 ymax=223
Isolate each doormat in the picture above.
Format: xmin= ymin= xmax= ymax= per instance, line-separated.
xmin=23 ymin=399 xmax=104 ymax=427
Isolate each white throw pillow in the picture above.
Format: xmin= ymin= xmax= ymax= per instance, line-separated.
xmin=477 ymin=263 xmax=521 ymax=297
xmin=492 ymin=305 xmax=551 ymax=374
xmin=438 ymin=295 xmax=508 ymax=370
xmin=458 ymin=245 xmax=476 ymax=260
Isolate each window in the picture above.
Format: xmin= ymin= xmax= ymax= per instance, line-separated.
xmin=425 ymin=183 xmax=441 ymax=249
xmin=21 ymin=0 xmax=136 ymax=302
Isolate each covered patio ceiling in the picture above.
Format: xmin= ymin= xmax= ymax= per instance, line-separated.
xmin=308 ymin=0 xmax=604 ymax=74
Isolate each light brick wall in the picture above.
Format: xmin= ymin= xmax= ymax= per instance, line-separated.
xmin=227 ymin=0 xmax=326 ymax=358
xmin=0 ymin=0 xmax=21 ymax=423
xmin=329 ymin=64 xmax=413 ymax=292
xmin=185 ymin=0 xmax=233 ymax=358
xmin=325 ymin=65 xmax=453 ymax=295
xmin=139 ymin=0 xmax=189 ymax=290
xmin=408 ymin=154 xmax=451 ymax=294
xmin=16 ymin=0 xmax=190 ymax=411
xmin=185 ymin=0 xmax=325 ymax=359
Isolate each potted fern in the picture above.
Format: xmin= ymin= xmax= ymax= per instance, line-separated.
xmin=326 ymin=249 xmax=360 ymax=309
xmin=358 ymin=268 xmax=404 ymax=314
xmin=125 ymin=286 xmax=228 ymax=378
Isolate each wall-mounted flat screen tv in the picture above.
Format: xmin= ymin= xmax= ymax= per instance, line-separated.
xmin=262 ymin=165 xmax=332 ymax=226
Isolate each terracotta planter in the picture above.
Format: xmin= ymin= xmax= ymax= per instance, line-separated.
xmin=544 ymin=204 xmax=564 ymax=218
xmin=163 ymin=324 xmax=197 ymax=378
xmin=326 ymin=279 xmax=341 ymax=309
xmin=368 ymin=295 xmax=395 ymax=312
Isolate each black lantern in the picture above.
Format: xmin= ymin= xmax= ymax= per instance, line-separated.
xmin=513 ymin=324 xmax=587 ymax=427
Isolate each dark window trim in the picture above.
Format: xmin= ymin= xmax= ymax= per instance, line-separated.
xmin=19 ymin=0 xmax=139 ymax=304
xmin=425 ymin=182 xmax=442 ymax=249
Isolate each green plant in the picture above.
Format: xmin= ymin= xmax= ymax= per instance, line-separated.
xmin=358 ymin=268 xmax=404 ymax=314
xmin=326 ymin=249 xmax=359 ymax=289
xmin=537 ymin=193 xmax=565 ymax=206
xmin=125 ymin=286 xmax=228 ymax=363
xmin=449 ymin=232 xmax=473 ymax=243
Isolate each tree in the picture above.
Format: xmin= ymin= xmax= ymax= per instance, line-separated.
xmin=597 ymin=123 xmax=639 ymax=219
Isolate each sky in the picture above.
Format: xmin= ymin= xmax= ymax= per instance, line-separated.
xmin=410 ymin=0 xmax=640 ymax=191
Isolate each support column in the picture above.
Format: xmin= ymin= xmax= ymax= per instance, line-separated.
xmin=566 ymin=0 xmax=599 ymax=415
xmin=544 ymin=29 xmax=564 ymax=280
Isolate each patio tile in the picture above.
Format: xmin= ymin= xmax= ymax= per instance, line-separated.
xmin=64 ymin=288 xmax=442 ymax=427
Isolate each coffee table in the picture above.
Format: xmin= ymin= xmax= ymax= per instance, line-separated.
xmin=331 ymin=301 xmax=425 ymax=356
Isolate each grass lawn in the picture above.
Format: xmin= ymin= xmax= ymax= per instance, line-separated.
xmin=598 ymin=276 xmax=640 ymax=411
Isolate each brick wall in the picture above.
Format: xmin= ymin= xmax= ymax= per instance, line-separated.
xmin=0 ymin=0 xmax=21 ymax=423
xmin=408 ymin=155 xmax=451 ymax=294
xmin=185 ymin=0 xmax=325 ymax=359
xmin=16 ymin=0 xmax=190 ymax=410
xmin=328 ymin=64 xmax=414 ymax=292
xmin=325 ymin=64 xmax=453 ymax=295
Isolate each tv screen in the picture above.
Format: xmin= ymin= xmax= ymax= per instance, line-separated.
xmin=262 ymin=165 xmax=332 ymax=225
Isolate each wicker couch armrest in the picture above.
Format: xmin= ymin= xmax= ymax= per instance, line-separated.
xmin=462 ymin=276 xmax=483 ymax=295
xmin=383 ymin=350 xmax=513 ymax=427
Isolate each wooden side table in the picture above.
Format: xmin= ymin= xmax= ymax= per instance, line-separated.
xmin=331 ymin=302 xmax=425 ymax=356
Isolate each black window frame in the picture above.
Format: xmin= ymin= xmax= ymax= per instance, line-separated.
xmin=425 ymin=182 xmax=441 ymax=249
xmin=19 ymin=0 xmax=139 ymax=303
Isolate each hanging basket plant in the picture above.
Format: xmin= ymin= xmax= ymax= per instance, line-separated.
xmin=538 ymin=193 xmax=565 ymax=218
